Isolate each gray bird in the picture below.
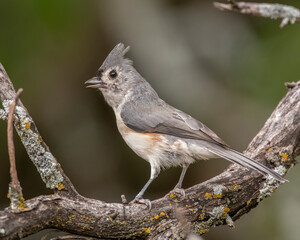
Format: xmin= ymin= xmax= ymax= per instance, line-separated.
xmin=85 ymin=43 xmax=286 ymax=206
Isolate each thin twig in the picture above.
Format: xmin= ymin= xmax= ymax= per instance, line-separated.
xmin=285 ymin=81 xmax=300 ymax=89
xmin=7 ymin=88 xmax=23 ymax=188
xmin=121 ymin=194 xmax=128 ymax=204
xmin=214 ymin=1 xmax=300 ymax=28
xmin=7 ymin=88 xmax=26 ymax=210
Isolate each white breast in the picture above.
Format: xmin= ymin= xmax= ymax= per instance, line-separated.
xmin=115 ymin=114 xmax=163 ymax=162
xmin=113 ymin=107 xmax=214 ymax=170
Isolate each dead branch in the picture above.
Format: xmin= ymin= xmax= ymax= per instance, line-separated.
xmin=7 ymin=89 xmax=23 ymax=187
xmin=0 ymin=62 xmax=299 ymax=239
xmin=285 ymin=81 xmax=300 ymax=89
xmin=214 ymin=1 xmax=300 ymax=28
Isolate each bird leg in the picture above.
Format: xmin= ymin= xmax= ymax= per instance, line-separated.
xmin=171 ymin=164 xmax=189 ymax=198
xmin=130 ymin=164 xmax=160 ymax=209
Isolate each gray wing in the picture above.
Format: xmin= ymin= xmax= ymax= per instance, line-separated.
xmin=120 ymin=100 xmax=228 ymax=147
xmin=120 ymin=99 xmax=288 ymax=183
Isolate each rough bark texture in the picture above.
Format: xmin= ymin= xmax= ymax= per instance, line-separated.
xmin=214 ymin=1 xmax=300 ymax=28
xmin=0 ymin=61 xmax=299 ymax=239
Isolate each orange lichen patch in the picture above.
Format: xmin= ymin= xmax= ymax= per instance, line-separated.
xmin=170 ymin=193 xmax=174 ymax=199
xmin=150 ymin=217 xmax=154 ymax=221
xmin=160 ymin=212 xmax=165 ymax=216
xmin=17 ymin=198 xmax=26 ymax=210
xmin=186 ymin=205 xmax=189 ymax=207
xmin=25 ymin=122 xmax=30 ymax=130
xmin=199 ymin=229 xmax=208 ymax=234
xmin=169 ymin=203 xmax=172 ymax=207
xmin=38 ymin=138 xmax=42 ymax=143
xmin=142 ymin=227 xmax=151 ymax=233
xmin=233 ymin=184 xmax=239 ymax=191
xmin=281 ymin=153 xmax=290 ymax=162
xmin=162 ymin=227 xmax=166 ymax=231
xmin=108 ymin=217 xmax=113 ymax=222
xmin=7 ymin=193 xmax=10 ymax=199
xmin=57 ymin=182 xmax=65 ymax=190
xmin=224 ymin=207 xmax=230 ymax=214
xmin=268 ymin=148 xmax=272 ymax=152
xmin=219 ymin=207 xmax=231 ymax=219
xmin=213 ymin=194 xmax=222 ymax=199
xmin=205 ymin=192 xmax=211 ymax=199
xmin=190 ymin=209 xmax=194 ymax=212
xmin=166 ymin=214 xmax=169 ymax=218
xmin=154 ymin=214 xmax=159 ymax=220
xmin=120 ymin=221 xmax=126 ymax=225
xmin=247 ymin=200 xmax=251 ymax=206
xmin=199 ymin=210 xmax=205 ymax=220
xmin=158 ymin=222 xmax=161 ymax=226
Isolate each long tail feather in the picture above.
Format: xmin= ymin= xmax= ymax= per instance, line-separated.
xmin=207 ymin=146 xmax=287 ymax=183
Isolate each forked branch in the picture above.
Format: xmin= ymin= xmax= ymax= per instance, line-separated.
xmin=0 ymin=63 xmax=299 ymax=239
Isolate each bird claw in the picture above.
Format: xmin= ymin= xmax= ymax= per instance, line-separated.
xmin=130 ymin=197 xmax=152 ymax=210
xmin=170 ymin=188 xmax=186 ymax=200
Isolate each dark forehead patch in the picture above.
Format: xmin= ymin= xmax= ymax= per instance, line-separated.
xmin=96 ymin=69 xmax=104 ymax=78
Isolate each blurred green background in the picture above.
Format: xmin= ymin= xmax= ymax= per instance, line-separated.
xmin=0 ymin=0 xmax=299 ymax=239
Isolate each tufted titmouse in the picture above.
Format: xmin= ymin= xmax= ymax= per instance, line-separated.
xmin=86 ymin=43 xmax=286 ymax=206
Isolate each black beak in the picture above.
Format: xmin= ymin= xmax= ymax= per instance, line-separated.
xmin=85 ymin=77 xmax=105 ymax=89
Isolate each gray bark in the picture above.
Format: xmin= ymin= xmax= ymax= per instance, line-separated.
xmin=214 ymin=1 xmax=300 ymax=28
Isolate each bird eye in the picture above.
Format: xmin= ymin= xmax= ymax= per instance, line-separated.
xmin=109 ymin=69 xmax=117 ymax=79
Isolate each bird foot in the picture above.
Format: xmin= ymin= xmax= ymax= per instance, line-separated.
xmin=170 ymin=187 xmax=186 ymax=201
xmin=130 ymin=197 xmax=152 ymax=210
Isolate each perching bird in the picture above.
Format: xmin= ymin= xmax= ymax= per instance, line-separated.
xmin=85 ymin=43 xmax=286 ymax=206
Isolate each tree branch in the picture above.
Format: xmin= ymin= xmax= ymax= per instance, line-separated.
xmin=214 ymin=1 xmax=300 ymax=28
xmin=0 ymin=62 xmax=299 ymax=239
xmin=0 ymin=63 xmax=78 ymax=198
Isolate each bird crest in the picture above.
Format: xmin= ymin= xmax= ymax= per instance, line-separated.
xmin=101 ymin=43 xmax=132 ymax=69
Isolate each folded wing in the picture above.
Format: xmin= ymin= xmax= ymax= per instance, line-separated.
xmin=120 ymin=99 xmax=287 ymax=182
xmin=121 ymin=99 xmax=227 ymax=146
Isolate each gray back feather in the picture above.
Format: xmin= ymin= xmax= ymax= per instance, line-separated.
xmin=121 ymin=93 xmax=228 ymax=147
